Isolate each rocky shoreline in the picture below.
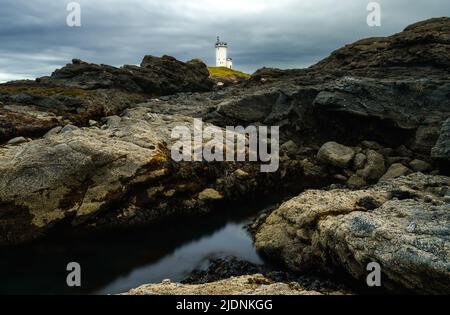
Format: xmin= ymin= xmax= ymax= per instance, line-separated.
xmin=0 ymin=18 xmax=449 ymax=294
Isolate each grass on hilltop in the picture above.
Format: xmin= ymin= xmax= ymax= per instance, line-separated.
xmin=208 ymin=67 xmax=251 ymax=80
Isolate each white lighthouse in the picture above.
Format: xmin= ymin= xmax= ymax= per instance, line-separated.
xmin=215 ymin=36 xmax=232 ymax=69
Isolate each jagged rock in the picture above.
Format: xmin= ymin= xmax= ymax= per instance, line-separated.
xmin=125 ymin=274 xmax=322 ymax=295
xmin=380 ymin=163 xmax=412 ymax=181
xmin=255 ymin=173 xmax=450 ymax=294
xmin=317 ymin=142 xmax=355 ymax=168
xmin=356 ymin=150 xmax=386 ymax=180
xmin=46 ymin=55 xmax=213 ymax=94
xmin=409 ymin=159 xmax=433 ymax=172
xmin=310 ymin=17 xmax=450 ymax=76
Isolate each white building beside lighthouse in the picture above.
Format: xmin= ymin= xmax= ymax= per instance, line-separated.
xmin=215 ymin=36 xmax=232 ymax=69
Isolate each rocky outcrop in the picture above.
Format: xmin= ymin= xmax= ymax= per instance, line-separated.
xmin=0 ymin=106 xmax=328 ymax=246
xmin=125 ymin=274 xmax=323 ymax=295
xmin=0 ymin=56 xmax=213 ymax=143
xmin=310 ymin=17 xmax=450 ymax=76
xmin=1 ymin=17 xmax=449 ymax=296
xmin=45 ymin=56 xmax=213 ymax=94
xmin=246 ymin=18 xmax=450 ymax=156
xmin=255 ymin=173 xmax=450 ymax=294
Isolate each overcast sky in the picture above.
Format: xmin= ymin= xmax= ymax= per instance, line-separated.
xmin=0 ymin=0 xmax=448 ymax=82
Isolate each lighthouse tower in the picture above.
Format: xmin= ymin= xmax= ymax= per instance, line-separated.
xmin=215 ymin=36 xmax=232 ymax=69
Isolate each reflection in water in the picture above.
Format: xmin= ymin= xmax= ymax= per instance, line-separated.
xmin=96 ymin=221 xmax=262 ymax=294
xmin=0 ymin=204 xmax=267 ymax=295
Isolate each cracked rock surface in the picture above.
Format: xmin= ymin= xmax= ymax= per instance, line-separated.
xmin=255 ymin=173 xmax=450 ymax=294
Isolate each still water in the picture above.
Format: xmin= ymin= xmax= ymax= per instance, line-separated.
xmin=0 ymin=206 xmax=266 ymax=295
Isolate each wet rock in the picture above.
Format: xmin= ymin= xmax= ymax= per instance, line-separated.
xmin=317 ymin=142 xmax=355 ymax=168
xmin=181 ymin=257 xmax=353 ymax=294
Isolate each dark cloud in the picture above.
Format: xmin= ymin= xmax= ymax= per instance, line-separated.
xmin=0 ymin=0 xmax=448 ymax=81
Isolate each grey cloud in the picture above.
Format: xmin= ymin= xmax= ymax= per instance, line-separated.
xmin=0 ymin=0 xmax=449 ymax=81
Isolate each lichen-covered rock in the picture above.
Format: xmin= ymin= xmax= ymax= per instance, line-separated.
xmin=0 ymin=112 xmax=164 ymax=245
xmin=255 ymin=173 xmax=450 ymax=294
xmin=0 ymin=106 xmax=321 ymax=246
xmin=125 ymin=274 xmax=322 ymax=295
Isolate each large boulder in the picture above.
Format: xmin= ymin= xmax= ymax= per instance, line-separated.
xmin=0 ymin=113 xmax=163 ymax=245
xmin=317 ymin=142 xmax=355 ymax=168
xmin=255 ymin=173 xmax=450 ymax=294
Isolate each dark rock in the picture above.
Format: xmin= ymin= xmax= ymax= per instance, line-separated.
xmin=409 ymin=159 xmax=433 ymax=172
xmin=432 ymin=118 xmax=450 ymax=172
